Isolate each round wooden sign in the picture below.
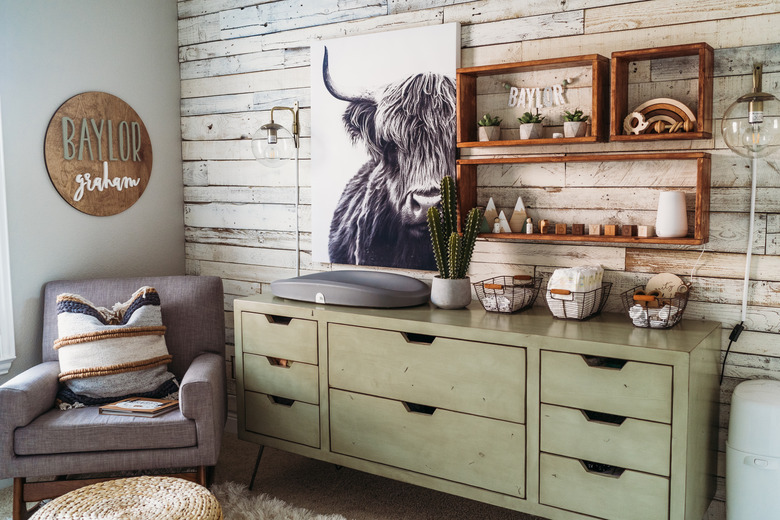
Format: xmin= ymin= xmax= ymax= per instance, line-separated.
xmin=44 ymin=92 xmax=153 ymax=216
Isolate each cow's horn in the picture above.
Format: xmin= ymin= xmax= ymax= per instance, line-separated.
xmin=322 ymin=46 xmax=366 ymax=103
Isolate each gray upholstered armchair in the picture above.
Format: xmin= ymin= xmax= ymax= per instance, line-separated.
xmin=0 ymin=276 xmax=226 ymax=520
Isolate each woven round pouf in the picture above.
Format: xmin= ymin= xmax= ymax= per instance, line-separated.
xmin=31 ymin=476 xmax=222 ymax=520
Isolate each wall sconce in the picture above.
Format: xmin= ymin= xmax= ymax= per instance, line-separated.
xmin=719 ymin=64 xmax=779 ymax=382
xmin=251 ymin=101 xmax=302 ymax=276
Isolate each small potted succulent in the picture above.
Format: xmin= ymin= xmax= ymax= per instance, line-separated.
xmin=518 ymin=109 xmax=545 ymax=140
xmin=477 ymin=113 xmax=502 ymax=142
xmin=427 ymin=175 xmax=482 ymax=309
xmin=563 ymin=108 xmax=589 ymax=138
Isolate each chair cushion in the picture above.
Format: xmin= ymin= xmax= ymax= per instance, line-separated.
xmin=14 ymin=406 xmax=197 ymax=455
xmin=54 ymin=286 xmax=178 ymax=409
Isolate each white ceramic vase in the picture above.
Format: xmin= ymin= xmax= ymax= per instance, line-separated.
xmin=478 ymin=126 xmax=500 ymax=142
xmin=655 ymin=191 xmax=688 ymax=238
xmin=430 ymin=276 xmax=472 ymax=309
xmin=519 ymin=123 xmax=543 ymax=140
xmin=563 ymin=121 xmax=588 ymax=138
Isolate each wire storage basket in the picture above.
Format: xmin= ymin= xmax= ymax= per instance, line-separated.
xmin=545 ymin=282 xmax=612 ymax=320
xmin=621 ymin=285 xmax=690 ymax=328
xmin=474 ymin=275 xmax=542 ymax=313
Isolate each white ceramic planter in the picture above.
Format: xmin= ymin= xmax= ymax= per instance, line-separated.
xmin=430 ymin=276 xmax=472 ymax=309
xmin=563 ymin=121 xmax=588 ymax=138
xmin=655 ymin=191 xmax=688 ymax=238
xmin=478 ymin=126 xmax=500 ymax=142
xmin=519 ymin=123 xmax=543 ymax=140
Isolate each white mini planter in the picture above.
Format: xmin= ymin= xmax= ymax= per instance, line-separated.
xmin=478 ymin=126 xmax=500 ymax=141
xmin=519 ymin=123 xmax=543 ymax=140
xmin=430 ymin=276 xmax=472 ymax=309
xmin=563 ymin=121 xmax=588 ymax=138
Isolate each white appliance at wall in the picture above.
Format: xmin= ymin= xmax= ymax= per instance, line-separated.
xmin=310 ymin=23 xmax=460 ymax=272
xmin=721 ymin=64 xmax=780 ymax=520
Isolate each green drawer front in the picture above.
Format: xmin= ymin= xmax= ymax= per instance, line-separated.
xmin=541 ymin=351 xmax=672 ymax=423
xmin=241 ymin=311 xmax=317 ymax=364
xmin=540 ymin=453 xmax=669 ymax=520
xmin=245 ymin=391 xmax=320 ymax=448
xmin=328 ymin=324 xmax=525 ymax=423
xmin=243 ymin=353 xmax=319 ymax=405
xmin=330 ymin=389 xmax=525 ymax=498
xmin=540 ymin=404 xmax=671 ymax=476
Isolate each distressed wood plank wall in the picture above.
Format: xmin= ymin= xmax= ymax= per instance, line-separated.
xmin=177 ymin=1 xmax=780 ymax=516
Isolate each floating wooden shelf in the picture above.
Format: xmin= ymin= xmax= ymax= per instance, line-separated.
xmin=456 ymin=152 xmax=711 ymax=246
xmin=457 ymin=54 xmax=610 ymax=146
xmin=610 ymin=43 xmax=714 ymax=141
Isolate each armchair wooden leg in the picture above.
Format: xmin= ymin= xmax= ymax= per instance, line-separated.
xmin=13 ymin=478 xmax=28 ymax=520
xmin=196 ymin=466 xmax=207 ymax=487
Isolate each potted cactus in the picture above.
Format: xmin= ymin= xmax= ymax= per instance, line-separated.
xmin=477 ymin=113 xmax=502 ymax=142
xmin=427 ymin=175 xmax=482 ymax=309
xmin=563 ymin=108 xmax=589 ymax=138
xmin=518 ymin=109 xmax=545 ymax=139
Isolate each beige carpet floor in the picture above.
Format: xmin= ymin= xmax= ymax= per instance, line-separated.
xmin=1 ymin=432 xmax=540 ymax=520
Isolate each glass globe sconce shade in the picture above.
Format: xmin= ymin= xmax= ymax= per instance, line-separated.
xmin=721 ymin=65 xmax=780 ymax=159
xmin=251 ymin=122 xmax=296 ymax=168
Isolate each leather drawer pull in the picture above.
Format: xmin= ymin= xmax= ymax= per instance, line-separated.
xmin=581 ymin=409 xmax=626 ymax=426
xmin=550 ymin=288 xmax=571 ymax=295
xmin=403 ymin=401 xmax=437 ymax=415
xmin=580 ymin=459 xmax=625 ymax=478
xmin=402 ymin=332 xmax=436 ymax=345
xmin=265 ymin=314 xmax=293 ymax=325
xmin=269 ymin=395 xmax=295 ymax=407
xmin=581 ymin=355 xmax=627 ymax=370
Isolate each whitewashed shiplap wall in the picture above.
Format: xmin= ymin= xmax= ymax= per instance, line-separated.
xmin=178 ymin=1 xmax=780 ymax=517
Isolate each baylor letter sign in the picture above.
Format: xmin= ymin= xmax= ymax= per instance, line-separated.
xmin=44 ymin=92 xmax=153 ymax=216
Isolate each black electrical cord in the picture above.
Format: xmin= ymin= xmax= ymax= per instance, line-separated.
xmin=720 ymin=322 xmax=745 ymax=385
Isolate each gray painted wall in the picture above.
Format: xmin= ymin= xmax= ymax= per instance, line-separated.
xmin=0 ymin=1 xmax=185 ymax=383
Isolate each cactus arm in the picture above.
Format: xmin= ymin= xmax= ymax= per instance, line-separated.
xmin=447 ymin=232 xmax=461 ymax=280
xmin=456 ymin=207 xmax=482 ymax=278
xmin=440 ymin=175 xmax=457 ymax=239
xmin=427 ymin=206 xmax=449 ymax=278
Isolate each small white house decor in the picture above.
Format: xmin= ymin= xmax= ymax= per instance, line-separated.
xmin=44 ymin=91 xmax=153 ymax=216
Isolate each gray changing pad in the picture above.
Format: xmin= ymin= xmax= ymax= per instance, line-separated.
xmin=270 ymin=270 xmax=430 ymax=308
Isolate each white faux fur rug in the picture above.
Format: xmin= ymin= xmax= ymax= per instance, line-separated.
xmin=211 ymin=482 xmax=348 ymax=520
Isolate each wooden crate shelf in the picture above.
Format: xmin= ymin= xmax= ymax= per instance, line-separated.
xmin=457 ymin=55 xmax=609 ymax=147
xmin=456 ymin=152 xmax=710 ymax=246
xmin=610 ymin=43 xmax=714 ymax=141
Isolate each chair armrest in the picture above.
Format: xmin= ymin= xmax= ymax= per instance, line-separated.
xmin=179 ymin=352 xmax=226 ymax=465
xmin=180 ymin=352 xmax=226 ymax=424
xmin=0 ymin=361 xmax=60 ymax=430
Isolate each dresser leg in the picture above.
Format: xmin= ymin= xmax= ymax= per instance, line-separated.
xmin=248 ymin=445 xmax=265 ymax=491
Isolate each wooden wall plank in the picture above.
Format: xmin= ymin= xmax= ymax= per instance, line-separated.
xmin=584 ymin=0 xmax=779 ymax=34
xmin=626 ymin=249 xmax=780 ymax=282
xmin=219 ymin=0 xmax=389 ymax=40
xmin=181 ymin=66 xmax=310 ymax=99
xmin=461 ymin=10 xmax=583 ymax=48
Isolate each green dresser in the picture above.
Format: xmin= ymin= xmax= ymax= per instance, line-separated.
xmin=235 ymin=294 xmax=720 ymax=520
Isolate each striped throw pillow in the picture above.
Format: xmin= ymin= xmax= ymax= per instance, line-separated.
xmin=54 ymin=286 xmax=178 ymax=409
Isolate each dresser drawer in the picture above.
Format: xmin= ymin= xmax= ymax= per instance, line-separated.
xmin=245 ymin=391 xmax=320 ymax=448
xmin=243 ymin=353 xmax=319 ymax=405
xmin=330 ymin=389 xmax=525 ymax=498
xmin=241 ymin=311 xmax=317 ymax=364
xmin=541 ymin=351 xmax=672 ymax=423
xmin=328 ymin=324 xmax=525 ymax=423
xmin=540 ymin=404 xmax=671 ymax=476
xmin=540 ymin=453 xmax=669 ymax=520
